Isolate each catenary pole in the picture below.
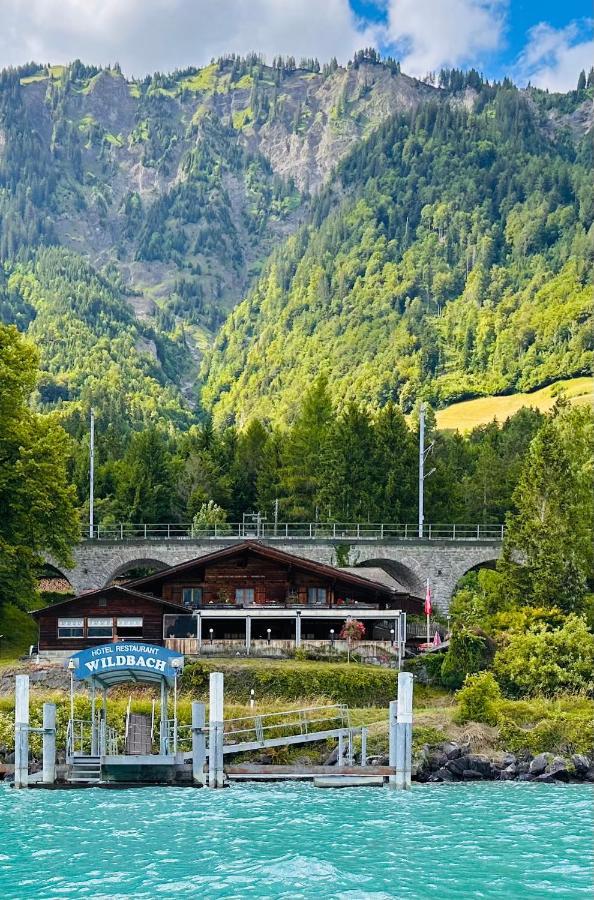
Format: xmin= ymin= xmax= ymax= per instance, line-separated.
xmin=89 ymin=407 xmax=95 ymax=538
xmin=418 ymin=402 xmax=425 ymax=538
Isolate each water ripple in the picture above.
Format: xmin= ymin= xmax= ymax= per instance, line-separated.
xmin=0 ymin=783 xmax=592 ymax=898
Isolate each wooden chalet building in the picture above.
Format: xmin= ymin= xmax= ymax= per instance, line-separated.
xmin=32 ymin=542 xmax=423 ymax=659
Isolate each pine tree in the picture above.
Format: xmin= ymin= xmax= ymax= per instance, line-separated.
xmin=499 ymin=415 xmax=589 ymax=613
xmin=577 ymin=70 xmax=586 ymax=92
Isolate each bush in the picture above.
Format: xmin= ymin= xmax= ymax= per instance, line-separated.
xmin=493 ymin=614 xmax=594 ymax=697
xmin=498 ymin=709 xmax=594 ymax=756
xmin=455 ymin=672 xmax=502 ymax=726
xmin=440 ymin=627 xmax=495 ymax=690
xmin=404 ymin=653 xmax=445 ymax=685
xmin=181 ymin=660 xmax=398 ymax=706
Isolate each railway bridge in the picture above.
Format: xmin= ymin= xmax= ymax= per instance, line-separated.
xmin=48 ymin=523 xmax=505 ymax=612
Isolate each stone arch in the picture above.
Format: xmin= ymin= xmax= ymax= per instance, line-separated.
xmin=38 ymin=562 xmax=75 ymax=594
xmin=106 ymin=557 xmax=169 ymax=587
xmin=354 ymin=558 xmax=425 ymax=596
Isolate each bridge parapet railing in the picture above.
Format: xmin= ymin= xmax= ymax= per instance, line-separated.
xmin=81 ymin=522 xmax=505 ymax=542
xmin=222 ymin=704 xmax=349 ymax=746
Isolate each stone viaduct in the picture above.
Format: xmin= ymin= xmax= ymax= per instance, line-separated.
xmin=48 ymin=537 xmax=503 ymax=613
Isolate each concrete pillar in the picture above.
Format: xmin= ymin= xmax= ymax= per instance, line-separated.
xmin=208 ymin=672 xmax=224 ymax=788
xmin=337 ymin=733 xmax=344 ymax=768
xmin=245 ymin=616 xmax=251 ymax=655
xmin=388 ymin=699 xmax=397 ymax=787
xmin=191 ymin=701 xmax=206 ymax=786
xmin=295 ymin=613 xmax=301 ymax=648
xmin=195 ymin=612 xmax=202 ymax=652
xmin=42 ymin=703 xmax=56 ymax=784
xmin=14 ymin=674 xmax=29 ymax=789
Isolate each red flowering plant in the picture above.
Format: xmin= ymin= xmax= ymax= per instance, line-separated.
xmin=339 ymin=618 xmax=365 ymax=663
xmin=339 ymin=618 xmax=366 ymax=641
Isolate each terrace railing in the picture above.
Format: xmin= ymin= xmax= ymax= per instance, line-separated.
xmin=81 ymin=522 xmax=505 ymax=542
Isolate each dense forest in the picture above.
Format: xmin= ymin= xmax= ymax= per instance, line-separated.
xmin=203 ymin=78 xmax=593 ymax=423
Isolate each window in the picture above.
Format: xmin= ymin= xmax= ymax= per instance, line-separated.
xmin=235 ymin=588 xmax=255 ymax=605
xmin=307 ymin=587 xmax=327 ymax=606
xmin=87 ymin=617 xmax=113 ymax=639
xmin=58 ymin=618 xmax=84 ymax=638
xmin=116 ymin=617 xmax=143 ymax=638
xmin=182 ymin=588 xmax=202 ymax=609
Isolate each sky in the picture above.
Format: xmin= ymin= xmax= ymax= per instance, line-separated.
xmin=0 ymin=0 xmax=591 ymax=91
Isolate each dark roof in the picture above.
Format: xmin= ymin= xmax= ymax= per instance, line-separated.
xmin=31 ymin=585 xmax=184 ymax=618
xmin=126 ymin=540 xmax=422 ymax=606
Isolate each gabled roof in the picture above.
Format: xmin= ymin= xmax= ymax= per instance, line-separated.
xmin=125 ymin=540 xmax=417 ymax=600
xmin=31 ymin=585 xmax=184 ymax=618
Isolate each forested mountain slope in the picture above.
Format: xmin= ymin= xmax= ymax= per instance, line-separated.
xmin=202 ymin=84 xmax=593 ymax=424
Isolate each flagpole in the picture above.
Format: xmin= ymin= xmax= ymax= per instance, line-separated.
xmin=425 ymin=579 xmax=431 ymax=645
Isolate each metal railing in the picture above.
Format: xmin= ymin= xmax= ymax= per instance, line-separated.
xmin=81 ymin=522 xmax=505 ymax=542
xmin=66 ymin=718 xmax=119 ymax=759
xmin=222 ymin=704 xmax=349 ymax=745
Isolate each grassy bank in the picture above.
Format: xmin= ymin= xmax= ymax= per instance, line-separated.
xmin=435 ymin=377 xmax=591 ymax=432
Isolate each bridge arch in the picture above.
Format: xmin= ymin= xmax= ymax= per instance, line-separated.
xmin=354 ymin=558 xmax=425 ymax=596
xmin=106 ymin=558 xmax=169 ymax=587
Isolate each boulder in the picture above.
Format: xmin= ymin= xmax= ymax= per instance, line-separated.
xmin=444 ymin=757 xmax=467 ymax=778
xmin=585 ymin=768 xmax=594 ymax=783
xmin=442 ymin=742 xmax=463 ymax=761
xmin=428 ymin=767 xmax=454 ymax=783
xmin=428 ymin=751 xmax=448 ymax=771
xmin=548 ymin=757 xmax=571 ymax=782
xmin=534 ymin=773 xmax=555 ymax=783
xmin=571 ymin=755 xmax=590 ymax=778
xmin=465 ymin=755 xmax=493 ymax=779
xmin=499 ymin=765 xmax=518 ymax=781
xmin=462 ymin=769 xmax=483 ymax=780
xmin=529 ymin=753 xmax=551 ymax=776
xmin=517 ymin=773 xmax=534 ymax=782
xmin=501 ymin=752 xmax=517 ymax=768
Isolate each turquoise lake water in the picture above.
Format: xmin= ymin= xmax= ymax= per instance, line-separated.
xmin=0 ymin=782 xmax=592 ymax=899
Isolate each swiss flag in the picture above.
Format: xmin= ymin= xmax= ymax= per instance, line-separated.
xmin=424 ymin=581 xmax=432 ymax=617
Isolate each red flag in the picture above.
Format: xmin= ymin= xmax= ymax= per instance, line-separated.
xmin=424 ymin=582 xmax=432 ymax=617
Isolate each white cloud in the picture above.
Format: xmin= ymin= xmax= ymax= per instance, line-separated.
xmin=0 ymin=0 xmax=374 ymax=77
xmin=382 ymin=0 xmax=507 ymax=76
xmin=514 ymin=20 xmax=594 ymax=92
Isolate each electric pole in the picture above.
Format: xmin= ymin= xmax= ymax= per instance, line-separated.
xmin=89 ymin=408 xmax=95 ymax=539
xmin=418 ymin=403 xmax=435 ymax=538
xmin=418 ymin=403 xmax=425 ymax=538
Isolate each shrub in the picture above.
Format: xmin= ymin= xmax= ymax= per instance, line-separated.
xmin=455 ymin=671 xmax=502 ymax=726
xmin=493 ymin=614 xmax=594 ymax=697
xmin=440 ymin=627 xmax=495 ymax=690
xmin=498 ymin=710 xmax=594 ymax=756
xmin=181 ymin=660 xmax=398 ymax=706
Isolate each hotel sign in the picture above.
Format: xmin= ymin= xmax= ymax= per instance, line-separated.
xmin=67 ymin=642 xmax=184 ymax=681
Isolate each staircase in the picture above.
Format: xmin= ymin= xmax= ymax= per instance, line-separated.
xmin=68 ymin=756 xmax=101 ymax=784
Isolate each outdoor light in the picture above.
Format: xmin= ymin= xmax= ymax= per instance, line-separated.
xmin=250 ymin=688 xmax=255 ymax=709
xmin=330 ymin=628 xmax=335 ymax=645
xmin=266 ymin=628 xmax=271 ymax=645
xmin=209 ymin=628 xmax=214 ymax=644
xmin=390 ymin=628 xmax=395 ymax=646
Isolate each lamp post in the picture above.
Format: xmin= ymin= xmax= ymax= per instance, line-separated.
xmin=266 ymin=628 xmax=271 ymax=645
xmin=330 ymin=628 xmax=335 ymax=647
xmin=390 ymin=628 xmax=395 ymax=647
xmin=67 ymin=659 xmax=76 ymax=731
xmin=209 ymin=628 xmax=214 ymax=645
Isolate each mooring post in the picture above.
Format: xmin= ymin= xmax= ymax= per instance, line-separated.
xmin=191 ymin=701 xmax=206 ymax=786
xmin=42 ymin=703 xmax=56 ymax=784
xmin=388 ymin=699 xmax=398 ymax=787
xmin=209 ymin=672 xmax=224 ymax=788
xmin=337 ymin=732 xmax=345 ymax=767
xmin=393 ymin=672 xmax=413 ymax=789
xmin=14 ymin=674 xmax=29 ymax=789
xmin=360 ymin=727 xmax=368 ymax=767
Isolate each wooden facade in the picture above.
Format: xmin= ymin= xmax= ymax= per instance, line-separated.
xmin=33 ymin=586 xmax=183 ymax=652
xmin=32 ymin=542 xmax=423 ymax=653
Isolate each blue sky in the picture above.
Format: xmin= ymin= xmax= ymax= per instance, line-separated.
xmin=0 ymin=1 xmax=591 ymax=91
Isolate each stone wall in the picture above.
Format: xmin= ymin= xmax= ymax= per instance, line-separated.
xmin=48 ymin=538 xmax=502 ymax=612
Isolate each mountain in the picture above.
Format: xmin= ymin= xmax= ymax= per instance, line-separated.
xmin=0 ymin=54 xmax=592 ymax=430
xmin=201 ymin=80 xmax=594 ymax=424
